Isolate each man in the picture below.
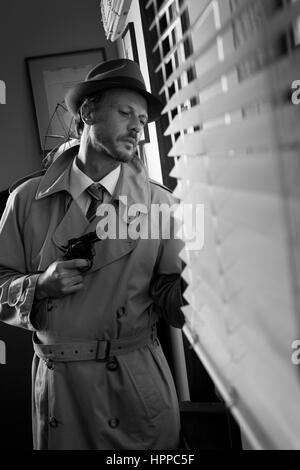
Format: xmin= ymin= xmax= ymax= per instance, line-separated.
xmin=0 ymin=59 xmax=185 ymax=450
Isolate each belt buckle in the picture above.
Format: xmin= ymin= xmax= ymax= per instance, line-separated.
xmin=96 ymin=340 xmax=111 ymax=361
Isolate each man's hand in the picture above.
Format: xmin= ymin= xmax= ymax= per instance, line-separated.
xmin=35 ymin=259 xmax=89 ymax=300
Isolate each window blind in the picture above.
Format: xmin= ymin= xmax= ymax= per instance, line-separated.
xmin=146 ymin=0 xmax=300 ymax=449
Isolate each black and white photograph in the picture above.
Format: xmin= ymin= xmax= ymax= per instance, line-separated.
xmin=0 ymin=0 xmax=300 ymax=454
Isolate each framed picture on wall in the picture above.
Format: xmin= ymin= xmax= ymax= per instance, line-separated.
xmin=121 ymin=22 xmax=150 ymax=147
xmin=26 ymin=47 xmax=106 ymax=155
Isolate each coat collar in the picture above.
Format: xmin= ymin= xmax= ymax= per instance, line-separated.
xmin=35 ymin=145 xmax=79 ymax=200
xmin=35 ymin=145 xmax=151 ymax=273
xmin=35 ymin=145 xmax=150 ymax=213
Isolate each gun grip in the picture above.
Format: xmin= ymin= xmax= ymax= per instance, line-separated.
xmin=78 ymin=259 xmax=93 ymax=273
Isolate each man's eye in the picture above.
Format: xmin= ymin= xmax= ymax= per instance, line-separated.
xmin=120 ymin=110 xmax=129 ymax=116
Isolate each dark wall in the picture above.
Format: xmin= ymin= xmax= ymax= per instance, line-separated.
xmin=0 ymin=324 xmax=33 ymax=449
xmin=0 ymin=0 xmax=117 ymax=190
xmin=0 ymin=0 xmax=118 ymax=450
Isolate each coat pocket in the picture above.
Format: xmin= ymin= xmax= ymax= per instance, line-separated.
xmin=118 ymin=348 xmax=167 ymax=420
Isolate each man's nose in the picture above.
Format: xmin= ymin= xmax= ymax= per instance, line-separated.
xmin=128 ymin=115 xmax=142 ymax=133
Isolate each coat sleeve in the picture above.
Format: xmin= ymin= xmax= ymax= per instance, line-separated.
xmin=0 ymin=189 xmax=39 ymax=331
xmin=150 ymin=201 xmax=187 ymax=329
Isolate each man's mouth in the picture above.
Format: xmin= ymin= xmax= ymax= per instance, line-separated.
xmin=122 ymin=137 xmax=137 ymax=146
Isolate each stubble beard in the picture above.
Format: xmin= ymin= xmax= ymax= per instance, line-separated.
xmin=93 ymin=134 xmax=136 ymax=163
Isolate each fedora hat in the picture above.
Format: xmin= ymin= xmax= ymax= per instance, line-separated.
xmin=65 ymin=58 xmax=164 ymax=122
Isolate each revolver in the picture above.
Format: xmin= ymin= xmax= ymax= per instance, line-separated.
xmin=60 ymin=231 xmax=101 ymax=272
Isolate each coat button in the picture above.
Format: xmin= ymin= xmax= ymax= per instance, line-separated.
xmin=117 ymin=306 xmax=126 ymax=318
xmin=49 ymin=417 xmax=58 ymax=428
xmin=106 ymin=358 xmax=118 ymax=371
xmin=108 ymin=417 xmax=119 ymax=428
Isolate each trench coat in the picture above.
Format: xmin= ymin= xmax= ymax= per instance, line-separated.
xmin=0 ymin=146 xmax=185 ymax=450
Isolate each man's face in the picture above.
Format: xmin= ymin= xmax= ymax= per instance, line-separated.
xmin=89 ymin=89 xmax=148 ymax=163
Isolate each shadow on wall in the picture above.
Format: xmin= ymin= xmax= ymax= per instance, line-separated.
xmin=0 ymin=323 xmax=33 ymax=450
xmin=0 ymin=190 xmax=9 ymax=216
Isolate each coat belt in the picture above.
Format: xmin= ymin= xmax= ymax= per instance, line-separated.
xmin=33 ymin=325 xmax=157 ymax=363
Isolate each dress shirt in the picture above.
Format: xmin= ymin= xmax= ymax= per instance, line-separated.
xmin=69 ymin=157 xmax=121 ymax=216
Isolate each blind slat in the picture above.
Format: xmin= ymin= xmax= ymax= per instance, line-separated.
xmin=152 ymin=0 xmax=211 ymax=53
xmin=155 ymin=0 xmax=252 ymax=75
xmin=165 ymin=49 xmax=300 ymax=133
xmin=159 ymin=1 xmax=300 ymax=95
xmin=184 ymin=183 xmax=287 ymax=241
xmin=187 ymin=226 xmax=290 ymax=298
xmin=168 ymin=106 xmax=300 ymax=156
xmin=188 ymin=234 xmax=292 ymax=303
xmin=148 ymin=0 xmax=176 ymax=31
xmin=148 ymin=0 xmax=300 ymax=449
xmin=170 ymin=152 xmax=282 ymax=193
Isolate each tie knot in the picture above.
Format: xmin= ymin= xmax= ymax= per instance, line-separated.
xmin=87 ymin=183 xmax=105 ymax=201
xmin=85 ymin=183 xmax=106 ymax=222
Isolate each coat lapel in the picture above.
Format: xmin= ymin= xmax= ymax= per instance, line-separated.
xmin=35 ymin=144 xmax=79 ymax=200
xmin=35 ymin=149 xmax=151 ymax=273
xmin=52 ymin=199 xmax=90 ymax=254
xmin=87 ymin=209 xmax=138 ymax=272
xmin=85 ymin=160 xmax=150 ymax=272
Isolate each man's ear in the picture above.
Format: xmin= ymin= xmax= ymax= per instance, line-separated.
xmin=80 ymin=101 xmax=95 ymax=125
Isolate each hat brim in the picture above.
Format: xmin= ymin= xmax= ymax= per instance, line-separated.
xmin=65 ymin=79 xmax=164 ymax=123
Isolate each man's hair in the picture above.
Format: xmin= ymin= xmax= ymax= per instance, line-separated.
xmin=74 ymin=92 xmax=107 ymax=138
xmin=74 ymin=114 xmax=84 ymax=139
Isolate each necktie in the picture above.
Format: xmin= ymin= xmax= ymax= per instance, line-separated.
xmin=86 ymin=183 xmax=105 ymax=222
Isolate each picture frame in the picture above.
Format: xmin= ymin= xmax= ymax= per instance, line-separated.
xmin=121 ymin=22 xmax=139 ymax=65
xmin=121 ymin=22 xmax=150 ymax=147
xmin=26 ymin=48 xmax=106 ymax=154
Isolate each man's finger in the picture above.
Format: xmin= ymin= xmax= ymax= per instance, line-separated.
xmin=66 ymin=275 xmax=84 ymax=286
xmin=58 ymin=269 xmax=85 ymax=278
xmin=65 ymin=283 xmax=84 ymax=294
xmin=60 ymin=259 xmax=90 ymax=270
